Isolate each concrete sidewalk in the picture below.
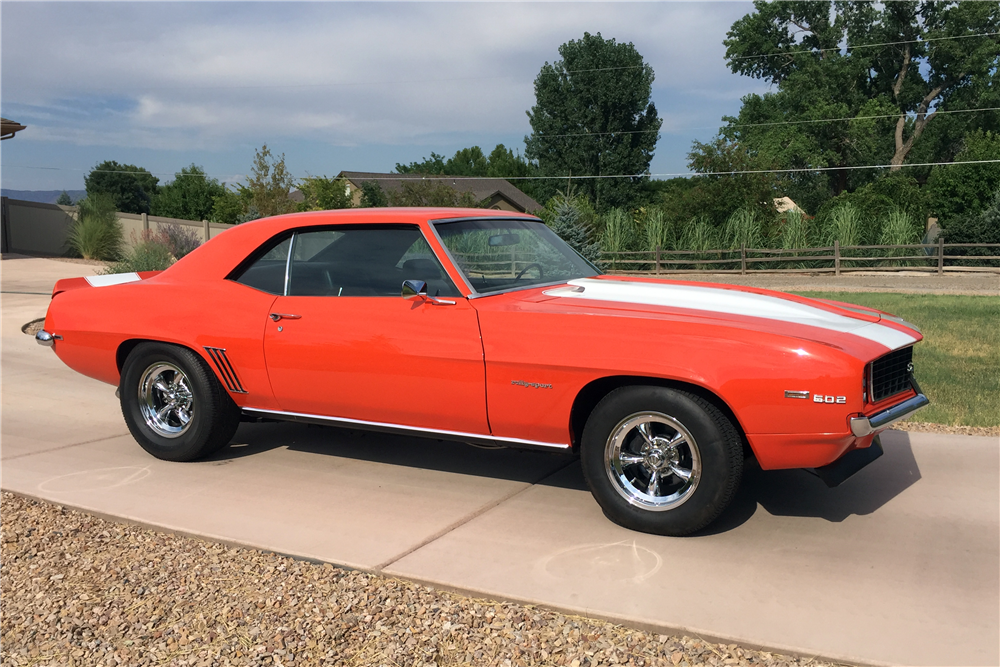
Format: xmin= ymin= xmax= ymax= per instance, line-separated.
xmin=3 ymin=257 xmax=999 ymax=666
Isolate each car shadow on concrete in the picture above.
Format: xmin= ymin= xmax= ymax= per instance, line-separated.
xmin=211 ymin=421 xmax=576 ymax=485
xmin=695 ymin=431 xmax=922 ymax=535
xmin=213 ymin=422 xmax=921 ymax=535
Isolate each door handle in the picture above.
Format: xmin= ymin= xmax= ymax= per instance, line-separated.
xmin=269 ymin=313 xmax=302 ymax=322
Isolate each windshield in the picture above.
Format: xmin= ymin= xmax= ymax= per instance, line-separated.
xmin=435 ymin=218 xmax=601 ymax=294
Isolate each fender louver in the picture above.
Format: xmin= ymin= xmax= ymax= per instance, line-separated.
xmin=204 ymin=347 xmax=248 ymax=394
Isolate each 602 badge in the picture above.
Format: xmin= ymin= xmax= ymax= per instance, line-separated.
xmin=784 ymin=390 xmax=847 ymax=404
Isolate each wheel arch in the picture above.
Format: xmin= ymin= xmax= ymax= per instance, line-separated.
xmin=116 ymin=338 xmax=209 ymax=376
xmin=568 ymin=375 xmax=750 ymax=455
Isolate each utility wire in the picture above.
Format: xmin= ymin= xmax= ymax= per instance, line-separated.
xmin=9 ymin=158 xmax=1000 ymax=181
xmin=532 ymin=106 xmax=1000 ymax=139
xmin=109 ymin=31 xmax=1000 ymax=92
xmin=728 ymin=30 xmax=1000 ymax=61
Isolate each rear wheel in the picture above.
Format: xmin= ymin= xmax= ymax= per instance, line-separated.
xmin=580 ymin=386 xmax=742 ymax=536
xmin=120 ymin=342 xmax=240 ymax=461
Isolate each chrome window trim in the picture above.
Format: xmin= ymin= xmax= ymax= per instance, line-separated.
xmin=241 ymin=407 xmax=571 ymax=452
xmin=429 ymin=216 xmax=602 ymax=299
xmin=282 ymin=232 xmax=295 ymax=297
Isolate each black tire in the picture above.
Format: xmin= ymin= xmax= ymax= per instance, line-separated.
xmin=580 ymin=386 xmax=743 ymax=536
xmin=120 ymin=342 xmax=240 ymax=462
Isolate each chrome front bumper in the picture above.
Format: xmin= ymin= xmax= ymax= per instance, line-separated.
xmin=850 ymin=392 xmax=930 ymax=437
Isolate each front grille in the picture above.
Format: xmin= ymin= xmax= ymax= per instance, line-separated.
xmin=870 ymin=346 xmax=913 ymax=402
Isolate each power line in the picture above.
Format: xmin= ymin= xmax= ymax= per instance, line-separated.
xmin=532 ymin=106 xmax=1000 ymax=139
xmin=729 ymin=30 xmax=1000 ymax=62
xmin=96 ymin=31 xmax=1000 ymax=92
xmin=11 ymin=158 xmax=997 ymax=182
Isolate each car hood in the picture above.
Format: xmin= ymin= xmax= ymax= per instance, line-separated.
xmin=540 ymin=277 xmax=920 ymax=352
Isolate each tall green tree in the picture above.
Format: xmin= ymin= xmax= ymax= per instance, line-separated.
xmin=84 ymin=160 xmax=159 ymax=215
xmin=56 ymin=191 xmax=73 ymax=206
xmin=152 ymin=164 xmax=227 ymax=221
xmin=297 ymin=175 xmax=353 ymax=211
xmin=525 ymin=32 xmax=662 ymax=211
xmin=237 ymin=144 xmax=297 ymax=218
xmin=719 ymin=1 xmax=1000 ymax=207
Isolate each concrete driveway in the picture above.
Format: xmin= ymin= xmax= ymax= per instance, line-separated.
xmin=3 ymin=257 xmax=998 ymax=666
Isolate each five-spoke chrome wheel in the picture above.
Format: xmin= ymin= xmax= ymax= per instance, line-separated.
xmin=138 ymin=362 xmax=194 ymax=438
xmin=605 ymin=412 xmax=701 ymax=511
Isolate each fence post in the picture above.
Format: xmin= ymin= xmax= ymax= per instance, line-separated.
xmin=655 ymin=246 xmax=661 ymax=275
xmin=203 ymin=219 xmax=210 ymax=242
xmin=141 ymin=212 xmax=149 ymax=233
xmin=740 ymin=244 xmax=746 ymax=275
xmin=834 ymin=240 xmax=840 ymax=276
xmin=937 ymin=236 xmax=944 ymax=275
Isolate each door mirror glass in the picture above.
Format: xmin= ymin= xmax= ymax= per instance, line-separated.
xmin=401 ymin=279 xmax=427 ymax=299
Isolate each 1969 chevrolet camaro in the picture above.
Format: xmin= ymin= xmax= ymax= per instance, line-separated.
xmin=37 ymin=207 xmax=929 ymax=535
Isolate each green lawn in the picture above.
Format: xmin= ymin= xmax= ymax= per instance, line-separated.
xmin=794 ymin=292 xmax=999 ymax=428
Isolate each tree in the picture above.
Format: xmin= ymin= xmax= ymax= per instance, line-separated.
xmin=925 ymin=129 xmax=1000 ymax=222
xmin=152 ymin=164 xmax=227 ymax=221
xmin=210 ymin=188 xmax=245 ymax=225
xmin=548 ymin=197 xmax=601 ymax=264
xmin=389 ymin=181 xmax=480 ymax=207
xmin=237 ymin=144 xmax=297 ymax=218
xmin=56 ymin=191 xmax=73 ymax=206
xmin=84 ymin=160 xmax=159 ymax=215
xmin=720 ymin=1 xmax=1000 ymax=202
xmin=359 ymin=181 xmax=389 ymax=208
xmin=525 ymin=32 xmax=662 ymax=211
xmin=297 ymin=175 xmax=353 ymax=211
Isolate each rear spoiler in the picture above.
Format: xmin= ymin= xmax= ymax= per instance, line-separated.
xmin=52 ymin=271 xmax=162 ymax=298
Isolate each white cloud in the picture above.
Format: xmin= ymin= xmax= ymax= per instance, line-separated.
xmin=2 ymin=2 xmax=753 ymax=151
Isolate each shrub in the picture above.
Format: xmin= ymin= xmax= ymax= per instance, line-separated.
xmin=600 ymin=208 xmax=637 ymax=269
xmin=722 ymin=207 xmax=765 ymax=250
xmin=160 ymin=223 xmax=201 ymax=258
xmin=878 ymin=208 xmax=921 ymax=264
xmin=103 ymin=231 xmax=174 ymax=274
xmin=67 ymin=194 xmax=122 ymax=260
xmin=823 ymin=203 xmax=864 ymax=246
xmin=641 ymin=207 xmax=674 ymax=252
xmin=780 ymin=209 xmax=808 ymax=250
xmin=942 ymin=190 xmax=1000 ymax=265
xmin=548 ymin=198 xmax=600 ymax=264
xmin=926 ymin=130 xmax=1000 ymax=224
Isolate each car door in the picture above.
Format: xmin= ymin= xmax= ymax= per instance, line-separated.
xmin=261 ymin=225 xmax=489 ymax=435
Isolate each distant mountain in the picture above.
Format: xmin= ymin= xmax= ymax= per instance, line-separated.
xmin=1 ymin=189 xmax=86 ymax=205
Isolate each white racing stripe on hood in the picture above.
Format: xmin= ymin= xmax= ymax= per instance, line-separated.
xmin=545 ymin=278 xmax=917 ymax=351
xmin=85 ymin=272 xmax=141 ymax=287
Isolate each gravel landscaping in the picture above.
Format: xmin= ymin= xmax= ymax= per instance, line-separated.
xmin=1 ymin=492 xmax=847 ymax=667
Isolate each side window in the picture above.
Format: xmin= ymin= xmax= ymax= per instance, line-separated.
xmin=286 ymin=227 xmax=460 ymax=298
xmin=234 ymin=237 xmax=291 ymax=295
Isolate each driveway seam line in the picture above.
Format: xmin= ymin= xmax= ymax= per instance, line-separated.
xmin=373 ymin=458 xmax=577 ymax=572
xmin=1 ymin=433 xmax=129 ymax=461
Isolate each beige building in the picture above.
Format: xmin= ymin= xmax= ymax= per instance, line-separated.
xmin=337 ymin=171 xmax=542 ymax=213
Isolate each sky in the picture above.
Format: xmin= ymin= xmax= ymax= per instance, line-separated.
xmin=0 ymin=1 xmax=770 ymax=192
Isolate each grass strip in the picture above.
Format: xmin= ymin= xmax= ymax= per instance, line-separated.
xmin=794 ymin=292 xmax=999 ymax=428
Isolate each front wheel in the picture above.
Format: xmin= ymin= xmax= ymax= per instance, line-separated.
xmin=120 ymin=342 xmax=240 ymax=462
xmin=580 ymin=386 xmax=743 ymax=536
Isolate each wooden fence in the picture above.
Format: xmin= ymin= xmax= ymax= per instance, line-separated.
xmin=599 ymin=239 xmax=1000 ymax=275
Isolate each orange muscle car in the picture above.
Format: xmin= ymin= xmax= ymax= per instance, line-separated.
xmin=38 ymin=208 xmax=929 ymax=535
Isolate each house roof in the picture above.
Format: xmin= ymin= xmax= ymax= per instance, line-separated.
xmin=337 ymin=171 xmax=541 ymax=213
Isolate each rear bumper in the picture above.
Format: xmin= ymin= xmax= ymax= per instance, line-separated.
xmin=850 ymin=393 xmax=930 ymax=437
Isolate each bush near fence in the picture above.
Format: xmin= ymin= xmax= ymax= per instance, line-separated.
xmin=599 ymin=240 xmax=1000 ymax=275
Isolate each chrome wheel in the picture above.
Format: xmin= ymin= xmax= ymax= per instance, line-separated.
xmin=605 ymin=412 xmax=701 ymax=512
xmin=138 ymin=362 xmax=194 ymax=438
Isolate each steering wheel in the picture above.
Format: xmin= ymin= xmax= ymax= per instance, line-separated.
xmin=515 ymin=263 xmax=545 ymax=280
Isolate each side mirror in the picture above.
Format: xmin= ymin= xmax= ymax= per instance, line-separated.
xmin=402 ymin=279 xmax=427 ymax=299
